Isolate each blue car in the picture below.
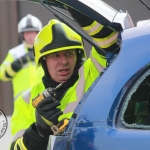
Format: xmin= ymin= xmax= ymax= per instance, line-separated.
xmin=31 ymin=0 xmax=150 ymax=149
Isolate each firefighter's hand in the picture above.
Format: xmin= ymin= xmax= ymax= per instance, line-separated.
xmin=11 ymin=51 xmax=34 ymax=72
xmin=35 ymin=96 xmax=63 ymax=137
xmin=18 ymin=51 xmax=34 ymax=65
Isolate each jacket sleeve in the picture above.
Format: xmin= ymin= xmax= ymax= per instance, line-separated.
xmin=10 ymin=123 xmax=48 ymax=150
xmin=0 ymin=52 xmax=22 ymax=81
xmin=10 ymin=123 xmax=49 ymax=150
xmin=10 ymin=89 xmax=49 ymax=150
xmin=68 ymin=7 xmax=122 ymax=55
xmin=11 ymin=90 xmax=35 ymax=136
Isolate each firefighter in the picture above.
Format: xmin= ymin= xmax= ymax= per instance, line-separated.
xmin=10 ymin=9 xmax=122 ymax=150
xmin=0 ymin=14 xmax=44 ymax=100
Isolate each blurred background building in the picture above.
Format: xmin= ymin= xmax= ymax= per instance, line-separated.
xmin=0 ymin=0 xmax=150 ymax=116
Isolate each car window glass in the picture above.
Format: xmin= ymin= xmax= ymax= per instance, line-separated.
xmin=119 ymin=67 xmax=150 ymax=129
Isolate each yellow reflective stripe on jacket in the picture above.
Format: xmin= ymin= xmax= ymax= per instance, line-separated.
xmin=82 ymin=20 xmax=119 ymax=49
xmin=0 ymin=50 xmax=15 ymax=81
xmin=0 ymin=53 xmax=14 ymax=81
xmin=0 ymin=69 xmax=11 ymax=81
xmin=6 ymin=64 xmax=17 ymax=77
xmin=14 ymin=137 xmax=27 ymax=150
xmin=83 ymin=21 xmax=103 ymax=36
xmin=93 ymin=32 xmax=118 ymax=48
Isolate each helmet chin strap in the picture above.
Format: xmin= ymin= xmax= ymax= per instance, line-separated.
xmin=23 ymin=41 xmax=33 ymax=49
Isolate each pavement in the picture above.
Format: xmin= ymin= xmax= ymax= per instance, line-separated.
xmin=0 ymin=116 xmax=13 ymax=150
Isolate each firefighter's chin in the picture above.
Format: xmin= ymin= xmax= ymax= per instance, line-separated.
xmin=23 ymin=41 xmax=33 ymax=49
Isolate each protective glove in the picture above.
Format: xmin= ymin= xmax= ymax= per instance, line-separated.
xmin=11 ymin=51 xmax=34 ymax=72
xmin=33 ymin=96 xmax=63 ymax=137
xmin=22 ymin=123 xmax=49 ymax=150
xmin=18 ymin=51 xmax=35 ymax=65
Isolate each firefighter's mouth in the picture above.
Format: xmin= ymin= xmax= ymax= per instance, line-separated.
xmin=59 ymin=68 xmax=70 ymax=74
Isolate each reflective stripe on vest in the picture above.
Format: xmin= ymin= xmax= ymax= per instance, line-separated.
xmin=22 ymin=88 xmax=31 ymax=104
xmin=93 ymin=32 xmax=118 ymax=48
xmin=82 ymin=21 xmax=118 ymax=49
xmin=83 ymin=21 xmax=103 ymax=36
xmin=14 ymin=91 xmax=27 ymax=101
xmin=63 ymin=66 xmax=85 ymax=114
xmin=90 ymin=51 xmax=105 ymax=73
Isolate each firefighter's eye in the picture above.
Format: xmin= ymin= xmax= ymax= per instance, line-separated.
xmin=65 ymin=50 xmax=76 ymax=56
xmin=48 ymin=53 xmax=60 ymax=58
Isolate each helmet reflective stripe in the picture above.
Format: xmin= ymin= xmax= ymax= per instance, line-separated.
xmin=18 ymin=14 xmax=42 ymax=33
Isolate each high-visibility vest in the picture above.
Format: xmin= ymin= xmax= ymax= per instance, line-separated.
xmin=0 ymin=43 xmax=44 ymax=100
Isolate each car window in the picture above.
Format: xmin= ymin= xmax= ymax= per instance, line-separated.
xmin=118 ymin=64 xmax=150 ymax=129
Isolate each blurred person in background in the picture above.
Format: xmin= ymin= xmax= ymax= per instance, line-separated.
xmin=0 ymin=14 xmax=44 ymax=100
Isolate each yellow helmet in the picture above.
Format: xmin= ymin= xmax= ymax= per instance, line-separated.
xmin=34 ymin=19 xmax=86 ymax=67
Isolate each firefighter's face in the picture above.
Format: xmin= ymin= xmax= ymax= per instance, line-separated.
xmin=45 ymin=49 xmax=77 ymax=83
xmin=23 ymin=31 xmax=38 ymax=45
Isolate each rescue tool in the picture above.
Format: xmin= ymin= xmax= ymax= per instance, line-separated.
xmin=32 ymin=83 xmax=63 ymax=107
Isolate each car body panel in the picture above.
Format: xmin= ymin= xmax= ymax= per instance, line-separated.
xmin=137 ymin=19 xmax=150 ymax=26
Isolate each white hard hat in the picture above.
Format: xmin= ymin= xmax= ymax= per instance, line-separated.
xmin=18 ymin=14 xmax=42 ymax=33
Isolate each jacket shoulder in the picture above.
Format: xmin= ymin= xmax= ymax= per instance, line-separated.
xmin=9 ymin=43 xmax=26 ymax=58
